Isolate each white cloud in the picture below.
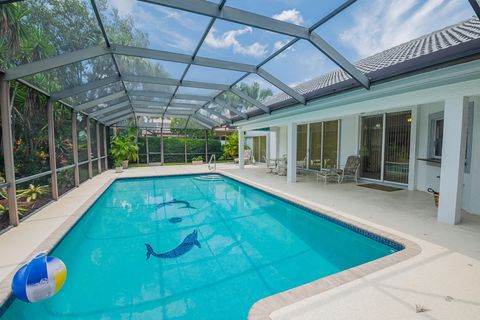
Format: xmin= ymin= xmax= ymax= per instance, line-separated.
xmin=339 ymin=0 xmax=474 ymax=58
xmin=273 ymin=40 xmax=288 ymax=51
xmin=205 ymin=27 xmax=268 ymax=58
xmin=272 ymin=9 xmax=304 ymax=25
xmin=153 ymin=6 xmax=201 ymax=31
xmin=107 ymin=0 xmax=201 ymax=52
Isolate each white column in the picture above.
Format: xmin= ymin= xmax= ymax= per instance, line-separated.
xmin=438 ymin=96 xmax=468 ymax=224
xmin=287 ymin=122 xmax=297 ymax=183
xmin=239 ymin=128 xmax=245 ymax=169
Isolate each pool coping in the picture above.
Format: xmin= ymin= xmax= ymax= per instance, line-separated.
xmin=0 ymin=177 xmax=117 ymax=314
xmin=0 ymin=170 xmax=421 ymax=318
xmin=217 ymin=171 xmax=422 ymax=320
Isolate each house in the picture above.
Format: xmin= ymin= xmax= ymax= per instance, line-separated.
xmin=237 ymin=17 xmax=480 ymax=224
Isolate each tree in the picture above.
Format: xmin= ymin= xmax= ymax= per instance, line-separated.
xmin=0 ymin=4 xmax=29 ymax=61
xmin=169 ymin=117 xmax=215 ymax=138
xmin=0 ymin=1 xmax=169 ymax=178
xmin=219 ymin=81 xmax=273 ymax=115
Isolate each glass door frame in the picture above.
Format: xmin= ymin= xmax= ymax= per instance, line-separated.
xmin=249 ymin=133 xmax=269 ymax=163
xmin=358 ymin=109 xmax=413 ymax=186
xmin=298 ymin=119 xmax=341 ymax=171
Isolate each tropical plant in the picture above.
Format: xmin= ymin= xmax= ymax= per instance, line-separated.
xmin=192 ymin=156 xmax=203 ymax=161
xmin=223 ymin=130 xmax=249 ymax=159
xmin=110 ymin=127 xmax=139 ymax=163
xmin=17 ymin=184 xmax=50 ymax=202
xmin=114 ymin=159 xmax=123 ymax=168
xmin=57 ymin=169 xmax=75 ymax=190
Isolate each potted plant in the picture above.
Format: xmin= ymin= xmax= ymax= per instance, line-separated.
xmin=110 ymin=128 xmax=139 ymax=169
xmin=114 ymin=159 xmax=123 ymax=173
xmin=192 ymin=156 xmax=203 ymax=165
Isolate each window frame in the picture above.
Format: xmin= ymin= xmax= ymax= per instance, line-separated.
xmin=428 ymin=111 xmax=444 ymax=159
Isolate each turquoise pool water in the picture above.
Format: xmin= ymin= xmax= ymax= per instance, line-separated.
xmin=1 ymin=174 xmax=400 ymax=319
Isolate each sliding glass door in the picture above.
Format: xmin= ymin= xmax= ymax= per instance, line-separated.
xmin=360 ymin=115 xmax=383 ymax=180
xmin=360 ymin=111 xmax=411 ymax=184
xmin=384 ymin=111 xmax=411 ymax=183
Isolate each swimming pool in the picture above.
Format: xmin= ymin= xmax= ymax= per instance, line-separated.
xmin=1 ymin=174 xmax=402 ymax=319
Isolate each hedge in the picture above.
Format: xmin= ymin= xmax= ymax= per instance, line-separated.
xmin=137 ymin=137 xmax=222 ymax=163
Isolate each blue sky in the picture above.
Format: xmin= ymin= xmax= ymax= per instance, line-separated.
xmin=106 ymin=0 xmax=475 ymax=90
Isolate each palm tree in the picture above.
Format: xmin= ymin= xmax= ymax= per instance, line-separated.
xmin=220 ymin=82 xmax=273 ymax=115
xmin=0 ymin=4 xmax=29 ymax=59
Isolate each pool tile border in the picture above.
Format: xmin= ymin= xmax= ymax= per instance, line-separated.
xmin=217 ymin=172 xmax=421 ymax=320
xmin=0 ymin=170 xmax=421 ymax=319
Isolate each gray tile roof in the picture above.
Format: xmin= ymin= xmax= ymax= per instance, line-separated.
xmin=263 ymin=16 xmax=480 ymax=107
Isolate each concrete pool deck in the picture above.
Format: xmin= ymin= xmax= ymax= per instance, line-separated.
xmin=0 ymin=164 xmax=479 ymax=319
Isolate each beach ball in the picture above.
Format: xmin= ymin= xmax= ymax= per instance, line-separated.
xmin=11 ymin=253 xmax=67 ymax=303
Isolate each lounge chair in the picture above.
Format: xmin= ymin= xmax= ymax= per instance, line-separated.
xmin=338 ymin=155 xmax=361 ymax=183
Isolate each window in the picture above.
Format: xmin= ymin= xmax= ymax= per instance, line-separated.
xmin=252 ymin=136 xmax=267 ymax=163
xmin=297 ymin=124 xmax=308 ymax=163
xmin=309 ymin=122 xmax=322 ymax=170
xmin=428 ymin=112 xmax=444 ymax=159
xmin=322 ymin=120 xmax=339 ymax=169
xmin=305 ymin=120 xmax=340 ymax=171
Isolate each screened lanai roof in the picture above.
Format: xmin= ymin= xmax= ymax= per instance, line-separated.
xmin=1 ymin=0 xmax=480 ymax=129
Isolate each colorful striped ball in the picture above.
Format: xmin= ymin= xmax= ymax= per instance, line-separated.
xmin=12 ymin=253 xmax=67 ymax=303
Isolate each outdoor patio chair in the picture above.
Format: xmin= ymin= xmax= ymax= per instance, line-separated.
xmin=273 ymin=156 xmax=287 ymax=176
xmin=338 ymin=155 xmax=361 ymax=184
xmin=266 ymin=159 xmax=277 ymax=173
xmin=234 ymin=149 xmax=252 ymax=165
xmin=316 ymin=169 xmax=340 ymax=184
xmin=296 ymin=156 xmax=308 ymax=175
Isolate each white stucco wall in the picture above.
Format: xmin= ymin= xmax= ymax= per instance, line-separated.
xmin=414 ymin=102 xmax=444 ymax=193
xmin=414 ymin=100 xmax=479 ymax=215
xmin=278 ymin=126 xmax=288 ymax=158
xmin=339 ymin=115 xmax=359 ymax=165
xmin=268 ymin=129 xmax=277 ymax=160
